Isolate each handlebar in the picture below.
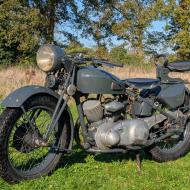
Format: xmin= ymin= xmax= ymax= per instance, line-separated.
xmin=67 ymin=55 xmax=123 ymax=68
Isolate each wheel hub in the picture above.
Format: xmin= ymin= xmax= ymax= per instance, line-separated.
xmin=13 ymin=124 xmax=49 ymax=153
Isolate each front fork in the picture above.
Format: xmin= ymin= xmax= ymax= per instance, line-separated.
xmin=43 ymin=91 xmax=89 ymax=149
xmin=43 ymin=65 xmax=74 ymax=141
xmin=44 ymin=93 xmax=70 ymax=140
xmin=43 ymin=65 xmax=90 ymax=149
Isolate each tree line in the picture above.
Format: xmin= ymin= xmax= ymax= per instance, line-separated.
xmin=0 ymin=0 xmax=189 ymax=66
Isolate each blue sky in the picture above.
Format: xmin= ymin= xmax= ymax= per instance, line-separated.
xmin=149 ymin=20 xmax=166 ymax=32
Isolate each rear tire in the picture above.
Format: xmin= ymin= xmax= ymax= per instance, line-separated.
xmin=149 ymin=122 xmax=190 ymax=162
xmin=0 ymin=95 xmax=71 ymax=183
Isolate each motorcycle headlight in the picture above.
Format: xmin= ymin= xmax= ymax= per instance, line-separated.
xmin=36 ymin=44 xmax=65 ymax=72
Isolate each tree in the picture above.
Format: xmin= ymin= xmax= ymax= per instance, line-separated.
xmin=20 ymin=0 xmax=69 ymax=43
xmin=73 ymin=1 xmax=116 ymax=47
xmin=110 ymin=45 xmax=146 ymax=66
xmin=166 ymin=0 xmax=190 ymax=60
xmin=0 ymin=0 xmax=115 ymax=64
xmin=143 ymin=31 xmax=170 ymax=56
xmin=21 ymin=0 xmax=114 ymax=45
xmin=110 ymin=0 xmax=165 ymax=51
xmin=110 ymin=45 xmax=128 ymax=65
xmin=0 ymin=0 xmax=43 ymax=64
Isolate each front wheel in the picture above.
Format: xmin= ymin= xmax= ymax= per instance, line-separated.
xmin=0 ymin=95 xmax=71 ymax=183
xmin=149 ymin=122 xmax=190 ymax=162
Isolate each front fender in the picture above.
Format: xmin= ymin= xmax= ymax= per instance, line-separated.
xmin=2 ymin=85 xmax=59 ymax=107
xmin=2 ymin=85 xmax=74 ymax=150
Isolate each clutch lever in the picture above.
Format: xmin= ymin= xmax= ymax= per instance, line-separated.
xmin=67 ymin=55 xmax=89 ymax=65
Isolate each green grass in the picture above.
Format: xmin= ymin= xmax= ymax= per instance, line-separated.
xmin=1 ymin=106 xmax=190 ymax=189
xmin=1 ymin=150 xmax=190 ymax=190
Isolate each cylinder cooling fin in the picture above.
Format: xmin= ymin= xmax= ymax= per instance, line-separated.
xmin=83 ymin=100 xmax=103 ymax=123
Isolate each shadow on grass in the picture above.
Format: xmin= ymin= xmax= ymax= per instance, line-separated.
xmin=59 ymin=145 xmax=152 ymax=169
xmin=58 ymin=145 xmax=89 ymax=168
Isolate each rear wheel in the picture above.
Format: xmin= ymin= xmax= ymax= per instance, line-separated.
xmin=149 ymin=122 xmax=190 ymax=162
xmin=0 ymin=95 xmax=71 ymax=183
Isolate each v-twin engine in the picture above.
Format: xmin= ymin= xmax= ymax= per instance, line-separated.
xmin=94 ymin=114 xmax=167 ymax=150
xmin=83 ymin=100 xmax=177 ymax=150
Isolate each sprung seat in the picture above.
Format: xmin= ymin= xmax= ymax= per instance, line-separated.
xmin=125 ymin=78 xmax=160 ymax=89
xmin=166 ymin=61 xmax=190 ymax=72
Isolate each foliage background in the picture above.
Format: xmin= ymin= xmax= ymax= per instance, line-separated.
xmin=0 ymin=0 xmax=189 ymax=66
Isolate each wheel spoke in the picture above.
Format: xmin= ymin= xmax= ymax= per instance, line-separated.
xmin=8 ymin=107 xmax=56 ymax=173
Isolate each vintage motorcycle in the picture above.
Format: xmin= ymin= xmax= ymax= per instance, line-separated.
xmin=0 ymin=44 xmax=190 ymax=183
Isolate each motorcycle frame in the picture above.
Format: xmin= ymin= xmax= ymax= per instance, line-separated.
xmin=2 ymin=62 xmax=188 ymax=152
xmin=44 ymin=64 xmax=187 ymax=151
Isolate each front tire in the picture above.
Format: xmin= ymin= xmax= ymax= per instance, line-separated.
xmin=0 ymin=95 xmax=71 ymax=183
xmin=149 ymin=122 xmax=190 ymax=162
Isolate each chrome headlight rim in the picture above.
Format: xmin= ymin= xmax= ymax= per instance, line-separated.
xmin=36 ymin=44 xmax=65 ymax=72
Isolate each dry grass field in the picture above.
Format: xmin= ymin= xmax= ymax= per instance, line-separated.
xmin=0 ymin=66 xmax=45 ymax=98
xmin=0 ymin=65 xmax=189 ymax=97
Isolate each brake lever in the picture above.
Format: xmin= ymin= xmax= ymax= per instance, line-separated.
xmin=93 ymin=60 xmax=114 ymax=68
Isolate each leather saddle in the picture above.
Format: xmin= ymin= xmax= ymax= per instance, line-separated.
xmin=125 ymin=78 xmax=160 ymax=89
xmin=124 ymin=61 xmax=190 ymax=89
xmin=166 ymin=61 xmax=190 ymax=72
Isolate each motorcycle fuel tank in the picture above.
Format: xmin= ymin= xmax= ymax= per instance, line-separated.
xmin=76 ymin=66 xmax=125 ymax=94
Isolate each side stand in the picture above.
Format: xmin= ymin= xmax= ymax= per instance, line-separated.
xmin=136 ymin=152 xmax=142 ymax=174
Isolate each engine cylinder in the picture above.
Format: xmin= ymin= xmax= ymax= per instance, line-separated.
xmin=83 ymin=100 xmax=103 ymax=123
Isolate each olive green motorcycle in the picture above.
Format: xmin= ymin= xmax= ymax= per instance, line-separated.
xmin=0 ymin=44 xmax=190 ymax=183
